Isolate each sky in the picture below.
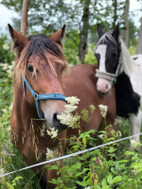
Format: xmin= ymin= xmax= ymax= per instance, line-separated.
xmin=0 ymin=0 xmax=142 ymax=34
xmin=0 ymin=4 xmax=16 ymax=33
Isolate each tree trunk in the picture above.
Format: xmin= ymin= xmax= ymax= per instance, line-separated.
xmin=20 ymin=0 xmax=30 ymax=36
xmin=124 ymin=0 xmax=130 ymax=47
xmin=137 ymin=17 xmax=142 ymax=54
xmin=79 ymin=0 xmax=90 ymax=64
xmin=112 ymin=0 xmax=117 ymax=28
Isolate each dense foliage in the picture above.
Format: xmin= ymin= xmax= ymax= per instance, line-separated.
xmin=50 ymin=128 xmax=142 ymax=189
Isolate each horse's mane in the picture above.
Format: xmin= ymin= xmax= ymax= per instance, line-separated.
xmin=15 ymin=34 xmax=68 ymax=86
xmin=119 ymin=39 xmax=136 ymax=76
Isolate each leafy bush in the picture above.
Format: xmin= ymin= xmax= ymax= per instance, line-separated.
xmin=85 ymin=43 xmax=97 ymax=65
xmin=49 ymin=129 xmax=142 ymax=189
xmin=63 ymin=30 xmax=80 ymax=65
xmin=0 ymin=33 xmax=14 ymax=64
xmin=129 ymin=45 xmax=137 ymax=56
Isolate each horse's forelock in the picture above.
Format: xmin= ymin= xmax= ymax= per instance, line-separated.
xmin=28 ymin=34 xmax=65 ymax=59
xmin=96 ymin=31 xmax=118 ymax=48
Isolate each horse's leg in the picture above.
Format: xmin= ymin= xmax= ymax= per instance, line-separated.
xmin=47 ymin=165 xmax=58 ymax=189
xmin=34 ymin=163 xmax=60 ymax=189
xmin=46 ymin=158 xmax=65 ymax=189
xmin=38 ymin=175 xmax=47 ymax=189
xmin=129 ymin=110 xmax=142 ymax=151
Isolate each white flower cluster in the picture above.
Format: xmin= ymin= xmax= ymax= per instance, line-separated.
xmin=0 ymin=62 xmax=14 ymax=78
xmin=40 ymin=122 xmax=58 ymax=139
xmin=47 ymin=127 xmax=58 ymax=138
xmin=130 ymin=139 xmax=137 ymax=145
xmin=116 ymin=130 xmax=122 ymax=137
xmin=65 ymin=96 xmax=80 ymax=105
xmin=2 ymin=109 xmax=7 ymax=113
xmin=0 ymin=168 xmax=5 ymax=175
xmin=57 ymin=96 xmax=80 ymax=129
xmin=98 ymin=134 xmax=104 ymax=139
xmin=40 ymin=123 xmax=46 ymax=137
xmin=114 ymin=116 xmax=123 ymax=127
xmin=46 ymin=148 xmax=58 ymax=160
xmin=2 ymin=43 xmax=9 ymax=51
xmin=98 ymin=104 xmax=108 ymax=118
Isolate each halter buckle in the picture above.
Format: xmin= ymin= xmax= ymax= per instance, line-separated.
xmin=33 ymin=93 xmax=38 ymax=100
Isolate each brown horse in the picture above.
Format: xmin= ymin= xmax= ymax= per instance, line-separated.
xmin=8 ymin=24 xmax=116 ymax=189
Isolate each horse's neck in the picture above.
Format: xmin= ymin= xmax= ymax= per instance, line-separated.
xmin=120 ymin=39 xmax=136 ymax=76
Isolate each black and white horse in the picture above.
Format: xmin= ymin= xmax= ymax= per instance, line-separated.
xmin=95 ymin=24 xmax=142 ymax=150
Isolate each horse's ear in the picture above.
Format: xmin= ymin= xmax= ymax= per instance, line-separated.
xmin=50 ymin=25 xmax=66 ymax=47
xmin=112 ymin=24 xmax=119 ymax=41
xmin=97 ymin=24 xmax=103 ymax=38
xmin=8 ymin=24 xmax=29 ymax=57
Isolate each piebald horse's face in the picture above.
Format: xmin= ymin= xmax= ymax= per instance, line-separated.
xmin=95 ymin=24 xmax=121 ymax=94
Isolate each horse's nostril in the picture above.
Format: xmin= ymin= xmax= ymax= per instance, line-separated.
xmin=105 ymin=84 xmax=108 ymax=89
xmin=53 ymin=113 xmax=58 ymax=122
xmin=53 ymin=112 xmax=68 ymax=131
xmin=98 ymin=90 xmax=105 ymax=95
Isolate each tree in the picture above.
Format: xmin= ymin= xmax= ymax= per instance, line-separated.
xmin=20 ymin=0 xmax=30 ymax=35
xmin=112 ymin=0 xmax=118 ymax=28
xmin=137 ymin=17 xmax=142 ymax=54
xmin=79 ymin=0 xmax=91 ymax=64
xmin=123 ymin=0 xmax=130 ymax=47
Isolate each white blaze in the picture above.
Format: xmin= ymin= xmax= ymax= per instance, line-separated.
xmin=96 ymin=44 xmax=107 ymax=72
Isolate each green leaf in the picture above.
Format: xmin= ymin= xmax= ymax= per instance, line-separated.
xmin=107 ymin=147 xmax=116 ymax=153
xmin=49 ymin=164 xmax=58 ymax=170
xmin=111 ymin=176 xmax=122 ymax=184
xmin=83 ymin=136 xmax=86 ymax=147
xmin=76 ymin=180 xmax=86 ymax=187
xmin=107 ymin=174 xmax=113 ymax=185
xmin=49 ymin=178 xmax=57 ymax=184
xmin=102 ymin=179 xmax=108 ymax=188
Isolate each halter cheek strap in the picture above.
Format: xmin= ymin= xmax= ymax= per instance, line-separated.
xmin=22 ymin=76 xmax=67 ymax=119
xmin=96 ymin=52 xmax=122 ymax=83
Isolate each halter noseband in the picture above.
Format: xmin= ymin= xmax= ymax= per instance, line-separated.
xmin=96 ymin=52 xmax=122 ymax=83
xmin=22 ymin=76 xmax=67 ymax=119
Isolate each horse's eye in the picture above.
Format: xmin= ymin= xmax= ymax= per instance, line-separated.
xmin=27 ymin=65 xmax=33 ymax=72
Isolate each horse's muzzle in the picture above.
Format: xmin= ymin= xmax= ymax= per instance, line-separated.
xmin=96 ymin=78 xmax=112 ymax=94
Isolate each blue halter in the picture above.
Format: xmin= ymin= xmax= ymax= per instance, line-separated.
xmin=22 ymin=76 xmax=67 ymax=119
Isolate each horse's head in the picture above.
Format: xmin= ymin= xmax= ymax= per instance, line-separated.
xmin=8 ymin=24 xmax=68 ymax=131
xmin=95 ymin=24 xmax=121 ymax=94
